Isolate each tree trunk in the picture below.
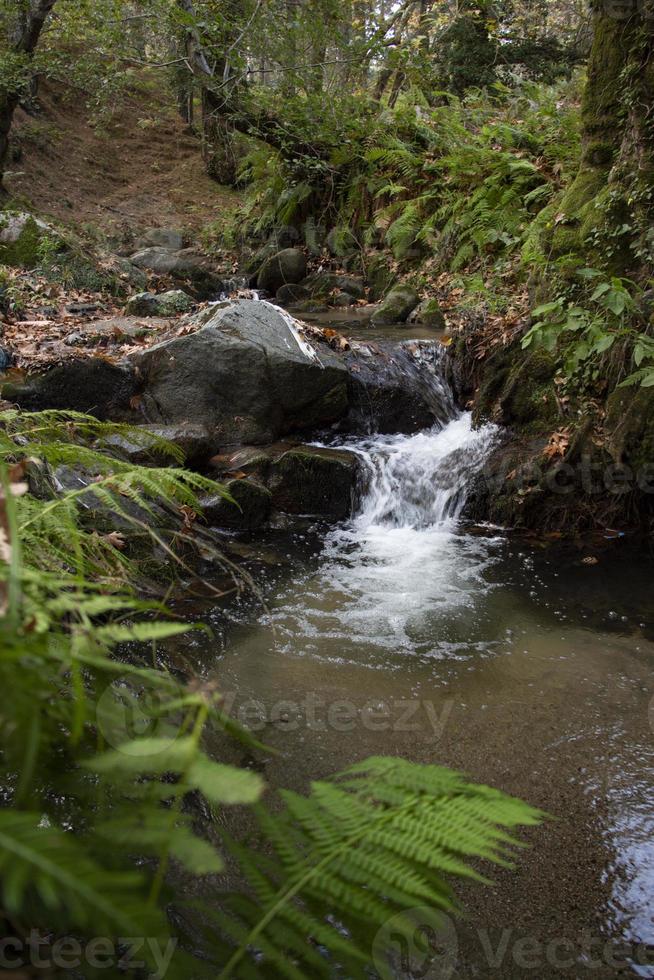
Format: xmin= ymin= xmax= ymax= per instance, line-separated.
xmin=0 ymin=0 xmax=57 ymax=195
xmin=178 ymin=0 xmax=333 ymax=178
xmin=178 ymin=0 xmax=243 ymax=185
xmin=201 ymin=87 xmax=238 ymax=184
xmin=545 ymin=1 xmax=654 ymax=276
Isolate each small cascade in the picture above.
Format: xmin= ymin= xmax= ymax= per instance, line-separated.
xmin=351 ymin=413 xmax=498 ymax=530
xmin=218 ymin=274 xmax=262 ymax=301
xmin=308 ymin=369 xmax=500 ymax=642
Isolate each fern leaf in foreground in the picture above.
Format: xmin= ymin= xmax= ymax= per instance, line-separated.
xmin=0 ymin=811 xmax=165 ymax=939
xmin=211 ymin=757 xmax=543 ymax=978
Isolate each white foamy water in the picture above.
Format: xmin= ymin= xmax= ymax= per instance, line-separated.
xmin=349 ymin=412 xmax=498 ymax=528
xmin=265 ymin=412 xmax=501 ymax=659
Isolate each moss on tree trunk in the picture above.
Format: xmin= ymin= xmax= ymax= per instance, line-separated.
xmin=541 ymin=2 xmax=654 ymax=275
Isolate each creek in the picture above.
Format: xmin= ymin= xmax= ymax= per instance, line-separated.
xmin=173 ymin=312 xmax=654 ymax=978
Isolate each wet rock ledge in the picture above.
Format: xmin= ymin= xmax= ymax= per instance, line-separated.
xmin=2 ymin=299 xmax=453 ymax=530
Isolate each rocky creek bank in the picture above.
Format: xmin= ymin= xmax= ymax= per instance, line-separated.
xmin=2 ymin=299 xmax=454 ymax=543
xmin=447 ymin=321 xmax=654 ymax=536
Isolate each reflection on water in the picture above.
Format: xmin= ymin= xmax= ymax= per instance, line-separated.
xmin=176 ymin=399 xmax=654 ymax=976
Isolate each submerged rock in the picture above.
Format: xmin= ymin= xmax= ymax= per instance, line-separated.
xmin=256 ymin=248 xmax=307 ymax=294
xmin=132 ymin=299 xmax=348 ymax=448
xmin=371 ymin=285 xmax=420 ymax=326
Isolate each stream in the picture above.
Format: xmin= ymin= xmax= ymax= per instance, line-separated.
xmin=174 ymin=314 xmax=654 ymax=978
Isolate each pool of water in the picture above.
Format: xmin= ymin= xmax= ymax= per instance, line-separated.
xmin=300 ymin=305 xmax=446 ymax=343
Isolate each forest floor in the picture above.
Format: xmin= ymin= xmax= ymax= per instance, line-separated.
xmin=5 ymin=78 xmax=241 ymax=247
xmin=0 ymin=79 xmax=249 ymax=374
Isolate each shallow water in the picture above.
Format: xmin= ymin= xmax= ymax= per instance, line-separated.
xmin=173 ymin=330 xmax=654 ymax=977
xmin=301 ymin=305 xmax=444 ymax=343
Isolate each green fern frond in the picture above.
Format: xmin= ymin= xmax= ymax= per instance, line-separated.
xmin=0 ymin=811 xmax=164 ymax=938
xmin=214 ymin=757 xmax=543 ymax=978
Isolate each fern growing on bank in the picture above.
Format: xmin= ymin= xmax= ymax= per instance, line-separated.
xmin=0 ymin=408 xmax=235 ymax=599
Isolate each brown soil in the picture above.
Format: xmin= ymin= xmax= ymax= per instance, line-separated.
xmin=5 ymin=79 xmax=241 ymax=246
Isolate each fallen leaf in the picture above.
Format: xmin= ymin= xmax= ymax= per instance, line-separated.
xmin=102 ymin=531 xmax=127 ymax=550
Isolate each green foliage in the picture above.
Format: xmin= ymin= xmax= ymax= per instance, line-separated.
xmin=0 ymin=408 xmax=229 ymax=594
xmin=229 ymin=75 xmax=582 ymax=270
xmin=521 ymin=268 xmax=651 ymax=386
xmin=202 ymin=757 xmax=542 ymax=978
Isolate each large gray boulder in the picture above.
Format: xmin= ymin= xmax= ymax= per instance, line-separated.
xmin=132 ymin=300 xmax=348 ymax=448
xmin=256 ymin=249 xmax=307 ymax=294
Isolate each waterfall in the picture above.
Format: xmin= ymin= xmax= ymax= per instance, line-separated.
xmin=303 ymin=369 xmax=502 ymax=646
xmin=257 ymin=359 xmax=502 ymax=655
xmin=352 ymin=413 xmax=498 ymax=530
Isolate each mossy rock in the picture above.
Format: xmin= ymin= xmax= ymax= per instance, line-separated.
xmin=256 ymin=248 xmax=307 ymax=294
xmin=474 ymin=344 xmax=558 ymax=431
xmin=370 ymin=285 xmax=420 ymax=326
xmin=606 ymin=386 xmax=654 ymax=474
xmin=268 ymin=445 xmax=359 ymax=520
xmin=199 ymin=478 xmax=272 ymax=530
xmin=0 ymin=213 xmax=51 ymax=268
xmin=408 ymin=299 xmax=446 ymax=331
xmin=125 ymin=290 xmax=195 ymax=317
